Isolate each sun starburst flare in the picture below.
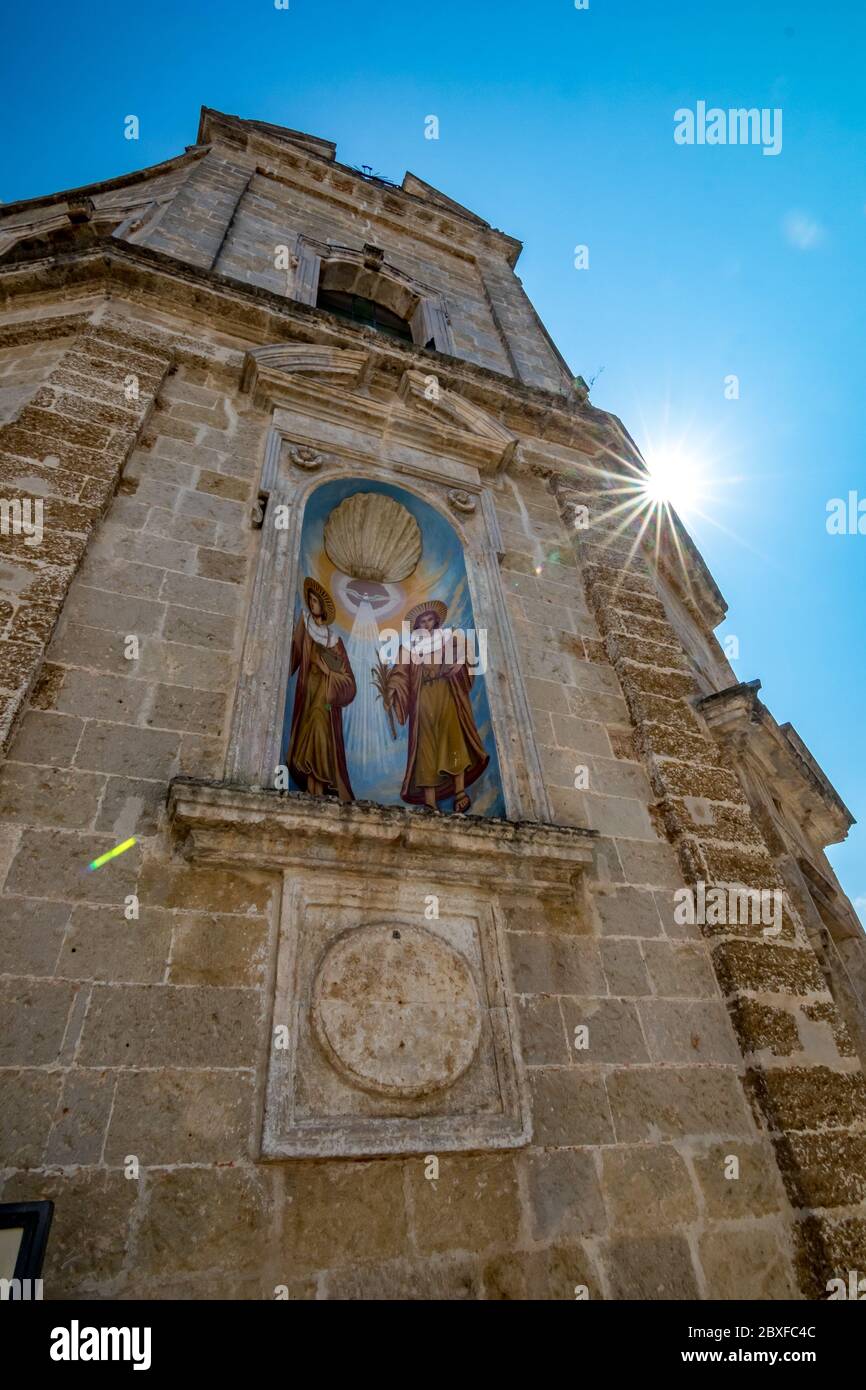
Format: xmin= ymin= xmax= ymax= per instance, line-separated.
xmin=640 ymin=444 xmax=706 ymax=515
xmin=569 ymin=428 xmax=744 ymax=609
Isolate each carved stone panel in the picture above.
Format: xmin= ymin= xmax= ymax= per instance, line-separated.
xmin=310 ymin=922 xmax=482 ymax=1098
xmin=168 ymin=782 xmax=595 ymax=1160
xmin=266 ymin=875 xmax=523 ymax=1157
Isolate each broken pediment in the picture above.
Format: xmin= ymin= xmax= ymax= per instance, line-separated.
xmin=397 ymin=369 xmax=517 ymax=470
xmin=241 ymin=343 xmax=370 ymax=405
xmin=0 ymin=199 xmax=121 ymax=264
xmin=241 ymin=344 xmax=518 ymax=473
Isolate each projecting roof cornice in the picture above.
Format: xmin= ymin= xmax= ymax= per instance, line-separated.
xmin=0 ymin=238 xmax=605 ymax=442
xmin=698 ymin=680 xmax=855 ymax=849
xmin=0 ymin=147 xmax=206 ymax=221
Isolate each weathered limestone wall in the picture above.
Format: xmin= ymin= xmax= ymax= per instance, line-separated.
xmin=0 ymin=311 xmax=176 ymax=751
xmin=1 ymin=305 xmax=276 ymax=1297
xmin=546 ymin=470 xmax=866 ymax=1299
xmin=0 ymin=111 xmax=863 ymax=1301
xmin=490 ymin=468 xmax=800 ymax=1297
xmin=213 ymin=169 xmax=514 ymax=373
xmin=0 ymin=332 xmax=75 ymax=427
xmin=137 ymin=140 xmax=570 ymax=393
xmin=0 ymin=308 xmax=810 ymax=1297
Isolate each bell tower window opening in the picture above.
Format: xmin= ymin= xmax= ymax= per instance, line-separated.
xmin=315 ymin=287 xmax=414 ymax=343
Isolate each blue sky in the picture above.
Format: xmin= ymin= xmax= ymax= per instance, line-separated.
xmin=2 ymin=0 xmax=863 ymax=908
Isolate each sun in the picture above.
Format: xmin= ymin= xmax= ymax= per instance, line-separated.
xmin=592 ymin=417 xmax=737 ymax=576
xmin=640 ymin=444 xmax=705 ymax=517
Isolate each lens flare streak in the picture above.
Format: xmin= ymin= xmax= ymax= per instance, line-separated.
xmin=87 ymin=837 xmax=137 ymax=872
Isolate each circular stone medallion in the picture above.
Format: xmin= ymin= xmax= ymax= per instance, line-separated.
xmin=311 ymin=923 xmax=482 ymax=1098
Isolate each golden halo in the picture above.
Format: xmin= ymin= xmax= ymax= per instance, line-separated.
xmin=303 ymin=576 xmax=336 ymax=624
xmin=405 ymin=598 xmax=447 ymax=629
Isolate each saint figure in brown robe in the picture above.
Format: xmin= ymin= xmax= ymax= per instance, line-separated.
xmin=384 ymin=599 xmax=488 ymax=813
xmin=287 ymin=577 xmax=356 ymax=802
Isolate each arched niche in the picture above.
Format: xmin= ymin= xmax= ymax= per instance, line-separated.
xmin=225 ymin=441 xmax=550 ymax=824
xmin=317 ymin=257 xmax=419 ymax=325
xmin=280 ymin=474 xmax=505 ymax=817
xmin=291 ymin=238 xmax=453 ymax=352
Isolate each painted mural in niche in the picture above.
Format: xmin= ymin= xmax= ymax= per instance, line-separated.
xmin=281 ymin=477 xmax=505 ymax=817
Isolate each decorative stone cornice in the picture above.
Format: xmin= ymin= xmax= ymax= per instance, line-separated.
xmin=0 ymin=147 xmax=206 ymax=220
xmin=168 ymin=779 xmax=596 ymax=895
xmin=240 ymin=342 xmax=369 ymax=405
xmin=698 ymin=681 xmax=855 ymax=849
xmin=698 ymin=678 xmax=764 ymax=748
xmin=0 ymin=241 xmax=608 ymax=457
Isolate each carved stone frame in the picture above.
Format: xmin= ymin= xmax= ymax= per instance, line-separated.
xmin=289 ymin=237 xmax=454 ymax=354
xmin=225 ymin=349 xmax=550 ymax=823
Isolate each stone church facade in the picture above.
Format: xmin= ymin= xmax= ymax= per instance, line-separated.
xmin=1 ymin=107 xmax=864 ymax=1300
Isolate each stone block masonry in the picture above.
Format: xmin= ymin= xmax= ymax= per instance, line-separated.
xmin=0 ymin=312 xmax=177 ymax=753
xmin=548 ymin=469 xmax=866 ymax=1298
xmin=0 ymin=106 xmax=862 ymax=1301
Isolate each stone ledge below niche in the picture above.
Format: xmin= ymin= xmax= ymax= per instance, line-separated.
xmin=167 ymin=778 xmax=596 ymax=894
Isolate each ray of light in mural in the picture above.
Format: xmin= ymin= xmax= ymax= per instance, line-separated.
xmin=343 ymin=599 xmax=393 ymax=769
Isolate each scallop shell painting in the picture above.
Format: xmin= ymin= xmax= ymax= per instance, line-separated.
xmin=323 ymin=491 xmax=422 ymax=583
